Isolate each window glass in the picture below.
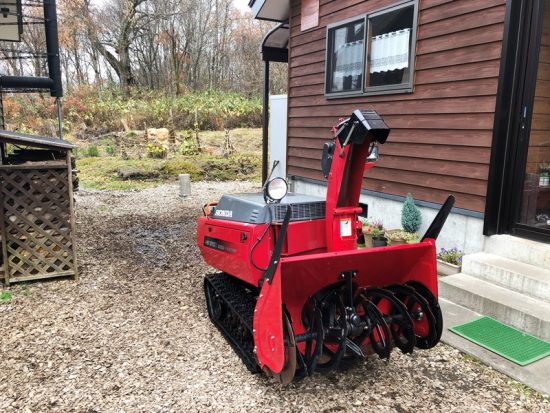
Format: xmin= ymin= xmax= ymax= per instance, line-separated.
xmin=367 ymin=5 xmax=415 ymax=89
xmin=327 ymin=20 xmax=365 ymax=94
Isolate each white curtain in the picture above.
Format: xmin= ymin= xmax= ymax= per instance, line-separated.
xmin=333 ymin=40 xmax=364 ymax=91
xmin=370 ymin=28 xmax=411 ymax=74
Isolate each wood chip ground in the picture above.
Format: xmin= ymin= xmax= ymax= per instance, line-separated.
xmin=1 ymin=182 xmax=548 ymax=412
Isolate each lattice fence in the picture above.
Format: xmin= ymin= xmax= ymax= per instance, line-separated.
xmin=0 ymin=164 xmax=78 ymax=285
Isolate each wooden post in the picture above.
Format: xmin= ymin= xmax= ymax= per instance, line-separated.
xmin=0 ymin=169 xmax=9 ymax=286
xmin=66 ymin=150 xmax=79 ymax=281
xmin=179 ymin=174 xmax=191 ymax=198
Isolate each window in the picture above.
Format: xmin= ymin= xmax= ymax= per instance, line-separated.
xmin=326 ymin=19 xmax=366 ymax=94
xmin=325 ymin=1 xmax=418 ymax=97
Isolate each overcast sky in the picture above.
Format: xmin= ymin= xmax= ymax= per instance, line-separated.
xmin=234 ymin=0 xmax=249 ymax=12
xmin=91 ymin=0 xmax=250 ymax=12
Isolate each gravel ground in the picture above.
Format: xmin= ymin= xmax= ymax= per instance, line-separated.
xmin=1 ymin=181 xmax=549 ymax=413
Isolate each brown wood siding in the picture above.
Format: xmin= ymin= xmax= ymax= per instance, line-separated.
xmin=287 ymin=0 xmax=506 ymax=212
xmin=528 ymin=7 xmax=550 ymax=174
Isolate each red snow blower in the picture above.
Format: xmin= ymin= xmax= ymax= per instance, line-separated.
xmin=197 ymin=110 xmax=455 ymax=384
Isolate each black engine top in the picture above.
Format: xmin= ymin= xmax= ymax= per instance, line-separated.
xmin=211 ymin=192 xmax=326 ymax=224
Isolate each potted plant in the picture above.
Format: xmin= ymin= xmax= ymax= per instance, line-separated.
xmin=403 ymin=232 xmax=419 ymax=244
xmin=387 ymin=230 xmax=419 ymax=245
xmin=436 ymin=247 xmax=464 ymax=276
xmin=402 ymin=193 xmax=422 ymax=233
xmin=386 ymin=230 xmax=408 ymax=246
xmin=362 ymin=222 xmax=375 ymax=248
xmin=362 ymin=219 xmax=383 ymax=248
xmin=372 ymin=227 xmax=388 ymax=247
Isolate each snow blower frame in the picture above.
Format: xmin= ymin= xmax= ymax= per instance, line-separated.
xmin=198 ymin=110 xmax=455 ymax=384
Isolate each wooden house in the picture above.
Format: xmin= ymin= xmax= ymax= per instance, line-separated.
xmin=250 ymin=0 xmax=550 ymax=251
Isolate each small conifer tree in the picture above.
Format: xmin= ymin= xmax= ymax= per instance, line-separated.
xmin=402 ymin=193 xmax=422 ymax=233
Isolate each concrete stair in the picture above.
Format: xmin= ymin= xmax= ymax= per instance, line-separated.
xmin=461 ymin=252 xmax=550 ymax=302
xmin=485 ymin=234 xmax=550 ymax=271
xmin=439 ymin=235 xmax=550 ymax=341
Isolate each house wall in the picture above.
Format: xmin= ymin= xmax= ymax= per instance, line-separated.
xmin=287 ymin=0 xmax=507 ymax=213
xmin=292 ymin=178 xmax=486 ymax=253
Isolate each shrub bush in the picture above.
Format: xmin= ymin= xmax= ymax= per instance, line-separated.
xmin=147 ymin=143 xmax=167 ymax=159
xmin=3 ymin=87 xmax=262 ymax=135
xmin=401 ymin=193 xmax=422 ymax=233
xmin=78 ymin=145 xmax=100 ymax=158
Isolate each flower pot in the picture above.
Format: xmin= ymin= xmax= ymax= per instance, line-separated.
xmin=390 ymin=239 xmax=407 ymax=246
xmin=436 ymin=259 xmax=461 ymax=276
xmin=386 ymin=229 xmax=407 ymax=246
xmin=540 ymin=176 xmax=549 ymax=186
xmin=363 ymin=233 xmax=374 ymax=248
xmin=372 ymin=236 xmax=388 ymax=247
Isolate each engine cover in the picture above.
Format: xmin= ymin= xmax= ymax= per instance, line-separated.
xmin=211 ymin=192 xmax=326 ymax=224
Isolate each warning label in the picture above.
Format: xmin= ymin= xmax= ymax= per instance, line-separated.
xmin=340 ymin=219 xmax=352 ymax=237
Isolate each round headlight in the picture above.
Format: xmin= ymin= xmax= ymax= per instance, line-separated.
xmin=265 ymin=177 xmax=288 ymax=202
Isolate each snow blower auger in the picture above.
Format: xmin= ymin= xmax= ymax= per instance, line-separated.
xmin=198 ymin=110 xmax=455 ymax=384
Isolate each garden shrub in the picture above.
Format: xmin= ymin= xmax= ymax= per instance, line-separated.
xmin=402 ymin=193 xmax=422 ymax=233
xmin=147 ymin=143 xmax=167 ymax=159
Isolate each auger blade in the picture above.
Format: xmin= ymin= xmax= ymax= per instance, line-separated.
xmin=315 ymin=291 xmax=348 ymax=373
xmin=387 ymin=284 xmax=439 ymax=349
xmin=358 ymin=294 xmax=393 ymax=359
xmin=362 ymin=288 xmax=416 ymax=354
xmin=406 ymin=281 xmax=444 ymax=345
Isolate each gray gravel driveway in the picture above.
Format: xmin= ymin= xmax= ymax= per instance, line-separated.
xmin=0 ymin=182 xmax=548 ymax=412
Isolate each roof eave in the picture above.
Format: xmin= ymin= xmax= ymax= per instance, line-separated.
xmin=249 ymin=0 xmax=289 ymax=23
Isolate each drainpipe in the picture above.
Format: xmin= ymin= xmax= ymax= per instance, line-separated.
xmin=262 ymin=60 xmax=270 ymax=184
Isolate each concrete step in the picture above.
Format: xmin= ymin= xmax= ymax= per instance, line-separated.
xmin=485 ymin=234 xmax=550 ymax=271
xmin=462 ymin=252 xmax=550 ymax=302
xmin=439 ymin=273 xmax=550 ymax=341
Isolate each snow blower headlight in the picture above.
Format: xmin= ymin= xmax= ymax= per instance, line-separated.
xmin=265 ymin=178 xmax=288 ymax=203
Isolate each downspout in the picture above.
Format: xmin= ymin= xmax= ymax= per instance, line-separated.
xmin=260 ymin=21 xmax=288 ymax=184
xmin=262 ymin=60 xmax=270 ymax=184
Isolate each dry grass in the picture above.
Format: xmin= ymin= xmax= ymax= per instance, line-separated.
xmin=76 ymin=128 xmax=263 ymax=190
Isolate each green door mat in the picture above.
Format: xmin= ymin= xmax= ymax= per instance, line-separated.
xmin=449 ymin=316 xmax=550 ymax=366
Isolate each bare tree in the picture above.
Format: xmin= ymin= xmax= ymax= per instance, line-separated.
xmin=1 ymin=0 xmax=288 ymax=98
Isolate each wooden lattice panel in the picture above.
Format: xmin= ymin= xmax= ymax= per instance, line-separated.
xmin=0 ymin=165 xmax=77 ymax=284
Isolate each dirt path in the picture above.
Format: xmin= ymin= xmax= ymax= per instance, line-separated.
xmin=1 ymin=182 xmax=548 ymax=413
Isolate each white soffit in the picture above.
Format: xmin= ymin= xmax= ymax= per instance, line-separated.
xmin=263 ymin=25 xmax=289 ymax=49
xmin=249 ymin=0 xmax=290 ymax=22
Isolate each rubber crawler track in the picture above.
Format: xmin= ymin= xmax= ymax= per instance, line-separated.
xmin=204 ymin=273 xmax=260 ymax=374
